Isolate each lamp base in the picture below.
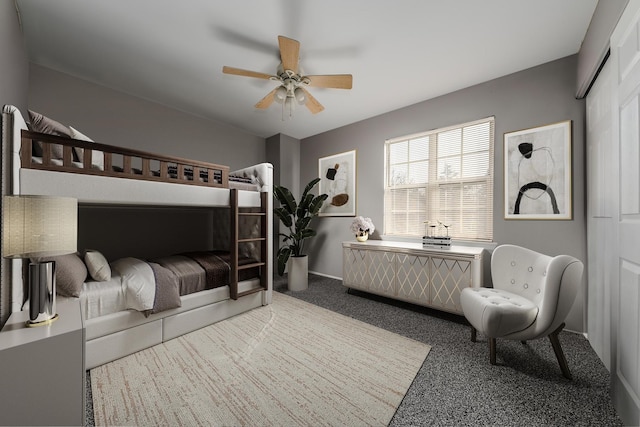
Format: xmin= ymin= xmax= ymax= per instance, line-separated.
xmin=26 ymin=313 xmax=59 ymax=328
xmin=28 ymin=261 xmax=58 ymax=326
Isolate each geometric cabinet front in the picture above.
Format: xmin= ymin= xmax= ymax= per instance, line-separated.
xmin=342 ymin=247 xmax=394 ymax=294
xmin=429 ymin=256 xmax=472 ymax=313
xmin=343 ymin=248 xmax=369 ymax=290
xmin=396 ymin=253 xmax=430 ymax=302
xmin=343 ymin=244 xmax=481 ymax=315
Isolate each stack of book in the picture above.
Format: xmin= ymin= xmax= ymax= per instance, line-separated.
xmin=422 ymin=236 xmax=451 ymax=248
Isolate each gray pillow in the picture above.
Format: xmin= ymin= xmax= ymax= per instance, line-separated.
xmin=31 ymin=253 xmax=87 ymax=298
xmin=84 ymin=250 xmax=112 ymax=282
xmin=28 ymin=110 xmax=71 ymax=159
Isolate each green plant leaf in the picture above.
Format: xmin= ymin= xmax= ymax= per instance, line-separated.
xmin=300 ymin=228 xmax=316 ymax=239
xmin=274 ymin=207 xmax=293 ymax=227
xmin=295 ymin=216 xmax=312 ymax=232
xmin=279 ymin=233 xmax=292 ymax=243
xmin=296 ymin=193 xmax=313 ymax=218
xmin=301 ymin=177 xmax=321 ymax=200
xmin=309 ymin=194 xmax=329 ymax=215
xmin=276 ymin=246 xmax=291 ymax=276
xmin=274 ymin=185 xmax=296 ymax=215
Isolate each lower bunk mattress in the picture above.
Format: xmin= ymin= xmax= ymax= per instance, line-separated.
xmin=80 ymin=250 xmax=260 ymax=320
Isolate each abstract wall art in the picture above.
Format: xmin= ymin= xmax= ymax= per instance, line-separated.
xmin=504 ymin=120 xmax=572 ymax=220
xmin=318 ymin=150 xmax=356 ymax=216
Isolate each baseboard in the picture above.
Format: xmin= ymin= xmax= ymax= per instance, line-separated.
xmin=308 ymin=270 xmax=342 ymax=281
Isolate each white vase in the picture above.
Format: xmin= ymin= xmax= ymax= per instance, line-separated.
xmin=288 ymin=255 xmax=308 ymax=291
xmin=356 ymin=231 xmax=369 ymax=242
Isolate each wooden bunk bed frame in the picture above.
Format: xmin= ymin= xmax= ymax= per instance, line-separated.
xmin=2 ymin=105 xmax=273 ymax=369
xmin=20 ymin=129 xmax=230 ymax=188
xmin=18 ymin=129 xmax=269 ymax=303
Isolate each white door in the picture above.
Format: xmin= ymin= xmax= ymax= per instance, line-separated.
xmin=610 ymin=3 xmax=640 ymax=424
xmin=586 ymin=58 xmax=614 ymax=370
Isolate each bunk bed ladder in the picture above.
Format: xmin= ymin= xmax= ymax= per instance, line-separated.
xmin=229 ymin=189 xmax=269 ymax=300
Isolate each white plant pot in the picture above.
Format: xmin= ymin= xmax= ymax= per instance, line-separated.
xmin=288 ymin=255 xmax=308 ymax=291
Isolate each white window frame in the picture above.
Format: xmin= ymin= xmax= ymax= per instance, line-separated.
xmin=383 ymin=117 xmax=494 ymax=242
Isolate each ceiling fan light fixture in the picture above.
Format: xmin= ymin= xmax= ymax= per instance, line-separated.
xmin=294 ymin=87 xmax=306 ymax=104
xmin=275 ymin=86 xmax=287 ymax=103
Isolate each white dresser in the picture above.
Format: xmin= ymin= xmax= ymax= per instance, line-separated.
xmin=342 ymin=240 xmax=485 ymax=315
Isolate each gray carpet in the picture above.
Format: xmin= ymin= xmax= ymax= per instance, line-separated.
xmin=86 ymin=274 xmax=623 ymax=426
xmin=275 ymin=274 xmax=623 ymax=427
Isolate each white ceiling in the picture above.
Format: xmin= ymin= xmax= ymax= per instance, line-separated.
xmin=15 ymin=0 xmax=598 ymax=139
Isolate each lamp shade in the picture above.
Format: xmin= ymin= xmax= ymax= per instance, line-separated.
xmin=2 ymin=195 xmax=77 ymax=259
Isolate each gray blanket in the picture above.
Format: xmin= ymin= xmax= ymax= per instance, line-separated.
xmin=146 ymin=261 xmax=181 ymax=316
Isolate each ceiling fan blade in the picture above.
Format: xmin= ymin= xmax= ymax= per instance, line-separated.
xmin=255 ymin=88 xmax=278 ymax=109
xmin=222 ymin=66 xmax=273 ymax=80
xmin=278 ymin=35 xmax=300 ymax=74
xmin=305 ymin=74 xmax=353 ymax=89
xmin=300 ymin=88 xmax=324 ymax=114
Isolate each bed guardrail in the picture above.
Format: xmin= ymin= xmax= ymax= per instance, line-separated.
xmin=21 ymin=130 xmax=230 ymax=188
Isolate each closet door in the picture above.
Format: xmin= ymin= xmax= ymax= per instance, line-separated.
xmin=586 ymin=58 xmax=614 ymax=370
xmin=610 ymin=2 xmax=640 ymax=423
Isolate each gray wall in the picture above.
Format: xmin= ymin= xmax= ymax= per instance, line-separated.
xmin=28 ymin=65 xmax=265 ymax=171
xmin=0 ymin=1 xmax=30 ymax=326
xmin=266 ymin=133 xmax=301 ymax=273
xmin=300 ymin=55 xmax=587 ymax=332
xmin=0 ymin=2 xmax=29 ymax=114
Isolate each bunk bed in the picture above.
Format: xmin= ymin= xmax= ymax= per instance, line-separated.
xmin=1 ymin=105 xmax=273 ymax=369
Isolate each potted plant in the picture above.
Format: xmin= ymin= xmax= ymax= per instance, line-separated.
xmin=274 ymin=178 xmax=328 ymax=291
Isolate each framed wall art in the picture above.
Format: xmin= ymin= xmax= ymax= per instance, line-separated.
xmin=318 ymin=150 xmax=356 ymax=216
xmin=504 ymin=120 xmax=572 ymax=220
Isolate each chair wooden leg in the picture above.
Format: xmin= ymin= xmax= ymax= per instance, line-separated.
xmin=489 ymin=338 xmax=496 ymax=365
xmin=549 ymin=322 xmax=572 ymax=380
xmin=471 ymin=328 xmax=477 ymax=342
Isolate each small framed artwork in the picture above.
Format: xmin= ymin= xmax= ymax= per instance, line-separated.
xmin=318 ymin=150 xmax=356 ymax=216
xmin=504 ymin=120 xmax=572 ymax=220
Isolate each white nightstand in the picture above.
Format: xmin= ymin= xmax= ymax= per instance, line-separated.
xmin=0 ymin=299 xmax=85 ymax=426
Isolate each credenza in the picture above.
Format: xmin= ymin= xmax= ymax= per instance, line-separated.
xmin=342 ymin=240 xmax=485 ymax=315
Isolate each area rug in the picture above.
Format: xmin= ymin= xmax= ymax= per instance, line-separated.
xmin=91 ymin=292 xmax=431 ymax=426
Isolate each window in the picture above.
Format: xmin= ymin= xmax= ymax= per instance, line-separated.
xmin=384 ymin=117 xmax=494 ymax=241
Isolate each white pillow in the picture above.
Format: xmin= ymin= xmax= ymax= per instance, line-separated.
xmin=84 ymin=250 xmax=112 ymax=282
xmin=69 ymin=126 xmax=104 ymax=170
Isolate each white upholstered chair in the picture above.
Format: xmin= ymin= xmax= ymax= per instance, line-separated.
xmin=460 ymin=244 xmax=584 ymax=379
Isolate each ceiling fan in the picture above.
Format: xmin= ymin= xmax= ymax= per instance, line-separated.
xmin=222 ymin=35 xmax=353 ymax=118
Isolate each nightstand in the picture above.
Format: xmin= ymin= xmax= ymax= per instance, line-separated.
xmin=0 ymin=299 xmax=85 ymax=426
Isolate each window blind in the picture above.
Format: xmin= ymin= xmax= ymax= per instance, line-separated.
xmin=384 ymin=117 xmax=494 ymax=241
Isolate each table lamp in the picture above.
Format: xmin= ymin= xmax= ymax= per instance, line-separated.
xmin=2 ymin=195 xmax=77 ymax=326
